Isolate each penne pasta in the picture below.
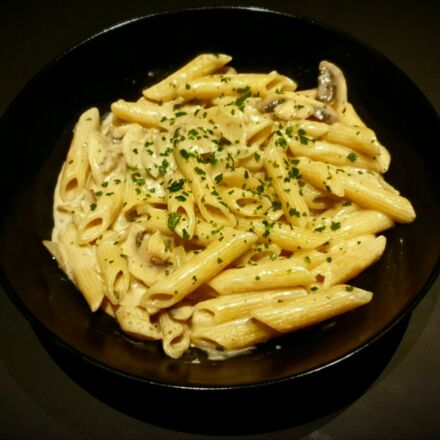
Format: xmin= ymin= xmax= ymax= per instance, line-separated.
xmin=251 ymin=284 xmax=372 ymax=333
xmin=45 ymin=54 xmax=415 ymax=359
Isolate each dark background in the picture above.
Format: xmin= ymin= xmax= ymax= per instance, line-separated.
xmin=1 ymin=0 xmax=439 ymax=439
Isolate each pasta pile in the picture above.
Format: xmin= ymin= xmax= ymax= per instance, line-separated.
xmin=44 ymin=54 xmax=416 ymax=359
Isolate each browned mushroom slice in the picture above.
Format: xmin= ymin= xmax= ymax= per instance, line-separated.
xmin=317 ymin=61 xmax=348 ymax=113
xmin=258 ymin=96 xmax=286 ymax=113
xmin=312 ymin=105 xmax=338 ymax=123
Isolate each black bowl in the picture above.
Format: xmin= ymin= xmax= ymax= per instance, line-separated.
xmin=1 ymin=7 xmax=439 ymax=396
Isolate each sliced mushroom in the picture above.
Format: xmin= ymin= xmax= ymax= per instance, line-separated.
xmin=317 ymin=61 xmax=347 ymax=113
xmin=312 ymin=105 xmax=338 ymax=123
xmin=258 ymin=95 xmax=286 ymax=113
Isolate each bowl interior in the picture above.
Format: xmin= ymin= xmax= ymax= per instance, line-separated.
xmin=0 ymin=7 xmax=439 ymax=387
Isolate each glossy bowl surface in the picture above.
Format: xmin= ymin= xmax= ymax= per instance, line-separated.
xmin=0 ymin=7 xmax=439 ymax=389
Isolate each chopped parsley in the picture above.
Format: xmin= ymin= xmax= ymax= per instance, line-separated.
xmin=167 ymin=178 xmax=185 ymax=192
xmin=347 ymin=152 xmax=358 ymax=162
xmin=158 ymin=159 xmax=169 ymax=175
xmin=330 ymin=221 xmax=341 ymax=231
xmin=297 ymin=128 xmax=311 ymax=145
xmin=179 ymin=149 xmax=190 ymax=160
xmin=167 ymin=212 xmax=181 ymax=231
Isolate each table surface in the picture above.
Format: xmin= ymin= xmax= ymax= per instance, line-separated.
xmin=1 ymin=1 xmax=439 ymax=439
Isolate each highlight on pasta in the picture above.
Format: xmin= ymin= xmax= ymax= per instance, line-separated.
xmin=44 ymin=53 xmax=416 ymax=359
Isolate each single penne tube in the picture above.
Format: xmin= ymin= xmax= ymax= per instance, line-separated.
xmin=63 ymin=243 xmax=104 ymax=312
xmin=159 ymin=312 xmax=191 ymax=359
xmin=208 ymin=257 xmax=315 ymax=294
xmin=96 ymin=235 xmax=130 ymax=305
xmin=251 ymin=284 xmax=372 ymax=333
xmin=59 ymin=108 xmax=99 ymax=202
xmin=115 ymin=305 xmax=162 ymax=340
xmin=177 ymin=72 xmax=296 ymax=100
xmin=192 ymin=287 xmax=308 ymax=326
xmin=326 ymin=210 xmax=394 ymax=241
xmin=295 ymin=157 xmax=345 ymax=197
xmin=141 ymin=229 xmax=258 ymax=309
xmin=76 ymin=178 xmax=125 ymax=244
xmin=338 ymin=171 xmax=416 ymax=223
xmin=312 ymin=235 xmax=386 ymax=288
xmin=264 ymin=146 xmax=309 ymax=226
xmin=324 ymin=233 xmax=376 ymax=256
xmin=143 ymin=53 xmax=232 ymax=101
xmin=236 ymin=218 xmax=331 ymax=251
xmin=376 ymin=144 xmax=391 ymax=173
xmin=323 ymin=122 xmax=381 ymax=157
xmin=111 ymin=98 xmax=173 ymax=128
xmin=288 ymin=139 xmax=381 ymax=171
xmin=191 ymin=316 xmax=278 ymax=351
xmin=87 ymin=131 xmax=112 ymax=183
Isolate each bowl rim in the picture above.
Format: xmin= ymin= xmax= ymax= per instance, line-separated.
xmin=1 ymin=5 xmax=439 ymax=391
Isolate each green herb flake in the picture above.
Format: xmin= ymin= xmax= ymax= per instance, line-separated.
xmin=167 ymin=178 xmax=185 ymax=192
xmin=158 ymin=159 xmax=169 ymax=175
xmin=347 ymin=152 xmax=358 ymax=162
xmin=330 ymin=221 xmax=341 ymax=231
xmin=167 ymin=212 xmax=181 ymax=231
xmin=179 ymin=149 xmax=190 ymax=160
